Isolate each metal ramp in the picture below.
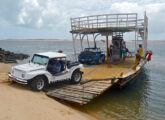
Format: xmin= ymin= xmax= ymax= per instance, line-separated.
xmin=47 ymin=78 xmax=119 ymax=105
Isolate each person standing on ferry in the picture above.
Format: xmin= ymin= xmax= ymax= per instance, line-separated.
xmin=138 ymin=44 xmax=143 ymax=57
xmin=121 ymin=41 xmax=126 ymax=61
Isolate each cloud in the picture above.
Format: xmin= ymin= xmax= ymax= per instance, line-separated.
xmin=0 ymin=0 xmax=165 ymax=39
xmin=0 ymin=0 xmax=22 ymax=25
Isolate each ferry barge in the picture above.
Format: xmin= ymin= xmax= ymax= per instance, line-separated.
xmin=47 ymin=12 xmax=151 ymax=105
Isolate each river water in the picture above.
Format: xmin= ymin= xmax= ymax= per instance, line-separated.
xmin=0 ymin=40 xmax=164 ymax=120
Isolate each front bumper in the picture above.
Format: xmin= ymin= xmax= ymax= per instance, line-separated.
xmin=79 ymin=59 xmax=97 ymax=63
xmin=8 ymin=74 xmax=28 ymax=85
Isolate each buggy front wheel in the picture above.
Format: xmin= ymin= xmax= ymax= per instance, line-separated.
xmin=71 ymin=70 xmax=82 ymax=84
xmin=30 ymin=76 xmax=46 ymax=91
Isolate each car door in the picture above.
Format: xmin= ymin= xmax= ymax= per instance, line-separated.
xmin=52 ymin=58 xmax=70 ymax=82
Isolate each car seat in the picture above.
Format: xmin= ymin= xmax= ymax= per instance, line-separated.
xmin=59 ymin=60 xmax=65 ymax=72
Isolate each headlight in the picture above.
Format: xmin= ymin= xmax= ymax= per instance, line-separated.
xmin=22 ymin=74 xmax=25 ymax=78
xmin=11 ymin=68 xmax=14 ymax=74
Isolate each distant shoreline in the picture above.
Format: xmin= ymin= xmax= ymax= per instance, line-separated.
xmin=0 ymin=39 xmax=72 ymax=42
xmin=0 ymin=39 xmax=103 ymax=42
xmin=127 ymin=40 xmax=165 ymax=42
xmin=0 ymin=39 xmax=165 ymax=42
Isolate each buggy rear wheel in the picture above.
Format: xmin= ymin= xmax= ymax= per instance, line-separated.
xmin=71 ymin=70 xmax=82 ymax=84
xmin=99 ymin=57 xmax=102 ymax=64
xmin=97 ymin=57 xmax=102 ymax=64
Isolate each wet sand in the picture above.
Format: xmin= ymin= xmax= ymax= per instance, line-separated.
xmin=0 ymin=63 xmax=97 ymax=120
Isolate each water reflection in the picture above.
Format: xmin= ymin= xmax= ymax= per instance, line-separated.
xmin=82 ymin=68 xmax=150 ymax=120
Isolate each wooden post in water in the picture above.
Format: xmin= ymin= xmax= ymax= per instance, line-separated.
xmin=106 ymin=35 xmax=110 ymax=64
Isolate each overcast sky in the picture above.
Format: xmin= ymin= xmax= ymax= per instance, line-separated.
xmin=0 ymin=0 xmax=164 ymax=40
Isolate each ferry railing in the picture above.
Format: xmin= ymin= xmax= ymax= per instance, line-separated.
xmin=137 ymin=19 xmax=145 ymax=29
xmin=67 ymin=54 xmax=79 ymax=62
xmin=71 ymin=13 xmax=138 ymax=31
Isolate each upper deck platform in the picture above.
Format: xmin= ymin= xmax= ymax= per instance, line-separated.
xmin=70 ymin=13 xmax=145 ymax=34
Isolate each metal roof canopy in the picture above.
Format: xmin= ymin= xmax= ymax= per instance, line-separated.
xmin=36 ymin=52 xmax=67 ymax=58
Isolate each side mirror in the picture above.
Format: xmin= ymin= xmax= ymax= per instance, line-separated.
xmin=66 ymin=68 xmax=69 ymax=72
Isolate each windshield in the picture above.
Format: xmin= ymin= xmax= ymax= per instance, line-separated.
xmin=84 ymin=48 xmax=101 ymax=52
xmin=31 ymin=54 xmax=49 ymax=65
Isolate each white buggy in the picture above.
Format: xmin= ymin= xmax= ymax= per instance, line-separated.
xmin=9 ymin=52 xmax=83 ymax=91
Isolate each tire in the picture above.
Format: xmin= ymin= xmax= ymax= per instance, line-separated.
xmin=102 ymin=56 xmax=105 ymax=63
xmin=96 ymin=57 xmax=102 ymax=64
xmin=99 ymin=57 xmax=102 ymax=64
xmin=71 ymin=70 xmax=82 ymax=84
xmin=30 ymin=76 xmax=47 ymax=91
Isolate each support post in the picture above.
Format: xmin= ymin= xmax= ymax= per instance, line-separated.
xmin=72 ymin=33 xmax=77 ymax=61
xmin=79 ymin=34 xmax=83 ymax=51
xmin=94 ymin=33 xmax=100 ymax=48
xmin=106 ymin=35 xmax=110 ymax=64
xmin=135 ymin=31 xmax=137 ymax=53
xmin=93 ymin=34 xmax=96 ymax=48
xmin=86 ymin=35 xmax=90 ymax=47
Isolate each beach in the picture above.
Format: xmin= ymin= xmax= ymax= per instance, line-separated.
xmin=0 ymin=63 xmax=97 ymax=120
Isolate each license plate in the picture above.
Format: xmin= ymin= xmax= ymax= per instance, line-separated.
xmin=11 ymin=77 xmax=16 ymax=81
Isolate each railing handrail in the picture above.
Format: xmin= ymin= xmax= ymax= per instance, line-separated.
xmin=70 ymin=13 xmax=144 ymax=31
xmin=71 ymin=13 xmax=137 ymax=20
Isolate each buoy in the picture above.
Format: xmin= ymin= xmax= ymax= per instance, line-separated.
xmin=145 ymin=50 xmax=152 ymax=61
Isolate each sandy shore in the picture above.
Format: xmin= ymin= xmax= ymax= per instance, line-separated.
xmin=0 ymin=63 xmax=96 ymax=120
